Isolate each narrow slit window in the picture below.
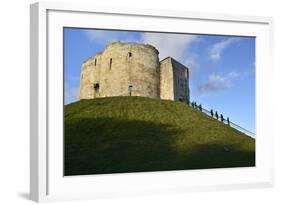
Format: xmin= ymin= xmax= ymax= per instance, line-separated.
xmin=128 ymin=85 xmax=133 ymax=96
xmin=109 ymin=58 xmax=112 ymax=69
xmin=94 ymin=59 xmax=97 ymax=66
xmin=128 ymin=52 xmax=132 ymax=57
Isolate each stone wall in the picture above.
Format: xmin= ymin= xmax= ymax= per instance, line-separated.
xmin=79 ymin=42 xmax=160 ymax=99
xmin=159 ymin=57 xmax=189 ymax=103
xmin=171 ymin=58 xmax=189 ymax=103
xmin=159 ymin=57 xmax=174 ymax=100
xmin=79 ymin=42 xmax=189 ymax=103
xmin=79 ymin=58 xmax=94 ymax=99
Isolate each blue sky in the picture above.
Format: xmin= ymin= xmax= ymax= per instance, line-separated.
xmin=64 ymin=28 xmax=255 ymax=133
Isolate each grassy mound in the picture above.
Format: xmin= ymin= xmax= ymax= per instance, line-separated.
xmin=64 ymin=96 xmax=255 ymax=176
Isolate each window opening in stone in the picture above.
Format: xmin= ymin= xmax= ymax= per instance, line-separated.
xmin=128 ymin=85 xmax=133 ymax=96
xmin=109 ymin=58 xmax=112 ymax=69
xmin=93 ymin=83 xmax=100 ymax=91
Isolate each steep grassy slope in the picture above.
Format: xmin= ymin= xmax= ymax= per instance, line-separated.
xmin=64 ymin=97 xmax=255 ymax=176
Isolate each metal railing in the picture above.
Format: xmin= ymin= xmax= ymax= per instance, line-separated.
xmin=189 ymin=103 xmax=255 ymax=138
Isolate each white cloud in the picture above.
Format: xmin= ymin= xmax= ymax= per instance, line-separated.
xmin=199 ymin=74 xmax=231 ymax=94
xmin=141 ymin=32 xmax=201 ymax=80
xmin=84 ymin=30 xmax=116 ymax=42
xmin=227 ymin=69 xmax=254 ymax=80
xmin=227 ymin=70 xmax=240 ymax=78
xmin=84 ymin=29 xmax=201 ymax=76
xmin=84 ymin=30 xmax=140 ymax=46
xmin=198 ymin=68 xmax=252 ymax=94
xmin=85 ymin=30 xmax=200 ymax=63
xmin=208 ymin=38 xmax=240 ymax=61
xmin=141 ymin=32 xmax=199 ymax=61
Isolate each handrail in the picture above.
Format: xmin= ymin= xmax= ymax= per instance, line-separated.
xmin=189 ymin=103 xmax=255 ymax=138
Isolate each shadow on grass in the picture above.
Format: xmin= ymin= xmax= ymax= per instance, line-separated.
xmin=64 ymin=117 xmax=255 ymax=176
xmin=171 ymin=143 xmax=255 ymax=170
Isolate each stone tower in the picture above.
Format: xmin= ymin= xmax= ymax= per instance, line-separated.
xmin=79 ymin=42 xmax=189 ymax=103
xmin=160 ymin=57 xmax=189 ymax=102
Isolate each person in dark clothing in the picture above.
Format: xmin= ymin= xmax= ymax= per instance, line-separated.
xmin=215 ymin=111 xmax=219 ymax=120
xmin=227 ymin=117 xmax=230 ymax=125
xmin=199 ymin=104 xmax=202 ymax=111
xmin=220 ymin=114 xmax=224 ymax=122
xmin=210 ymin=109 xmax=214 ymax=117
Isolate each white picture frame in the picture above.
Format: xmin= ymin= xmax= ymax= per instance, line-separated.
xmin=30 ymin=2 xmax=274 ymax=202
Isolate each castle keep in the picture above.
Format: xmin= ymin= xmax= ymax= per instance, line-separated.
xmin=79 ymin=42 xmax=190 ymax=103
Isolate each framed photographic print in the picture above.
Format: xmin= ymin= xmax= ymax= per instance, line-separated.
xmin=30 ymin=2 xmax=274 ymax=202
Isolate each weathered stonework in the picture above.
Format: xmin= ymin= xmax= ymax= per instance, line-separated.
xmin=160 ymin=57 xmax=189 ymax=102
xmin=79 ymin=42 xmax=189 ymax=103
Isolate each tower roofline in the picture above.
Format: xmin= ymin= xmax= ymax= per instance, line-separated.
xmin=160 ymin=56 xmax=189 ymax=70
xmin=105 ymin=41 xmax=159 ymax=54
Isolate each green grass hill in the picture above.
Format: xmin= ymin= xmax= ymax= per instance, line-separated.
xmin=64 ymin=96 xmax=255 ymax=176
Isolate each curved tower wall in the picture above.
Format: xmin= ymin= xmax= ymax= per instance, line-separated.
xmin=79 ymin=58 xmax=94 ymax=99
xmin=80 ymin=42 xmax=160 ymax=99
xmin=79 ymin=52 xmax=102 ymax=99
